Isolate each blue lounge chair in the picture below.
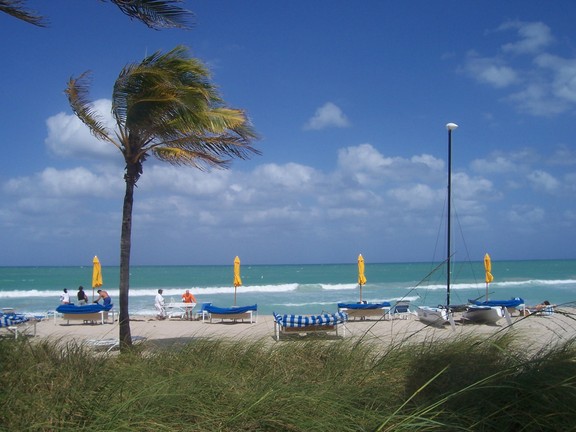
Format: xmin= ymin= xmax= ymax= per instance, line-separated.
xmin=273 ymin=312 xmax=348 ymax=341
xmin=389 ymin=300 xmax=411 ymax=320
xmin=203 ymin=304 xmax=257 ymax=323
xmin=0 ymin=311 xmax=36 ymax=339
xmin=337 ymin=302 xmax=391 ymax=320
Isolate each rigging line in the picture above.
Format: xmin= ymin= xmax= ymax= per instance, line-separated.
xmin=451 ymin=204 xmax=484 ymax=302
xmin=411 ymin=254 xmax=455 ymax=302
xmin=355 ymin=258 xmax=455 ymax=346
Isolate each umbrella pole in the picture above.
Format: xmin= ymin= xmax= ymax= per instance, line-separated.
xmin=234 ymin=287 xmax=237 ymax=306
xmin=359 ymin=284 xmax=362 ymax=303
xmin=485 ymin=282 xmax=489 ymax=301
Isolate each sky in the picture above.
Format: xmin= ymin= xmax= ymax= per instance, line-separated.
xmin=1 ymin=1 xmax=576 ymax=266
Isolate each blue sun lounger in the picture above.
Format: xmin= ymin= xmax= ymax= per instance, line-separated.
xmin=203 ymin=304 xmax=257 ymax=323
xmin=273 ymin=312 xmax=348 ymax=341
xmin=337 ymin=302 xmax=391 ymax=320
xmin=0 ymin=311 xmax=36 ymax=339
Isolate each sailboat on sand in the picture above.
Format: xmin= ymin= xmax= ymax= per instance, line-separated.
xmin=462 ymin=253 xmax=512 ymax=325
xmin=415 ymin=123 xmax=459 ymax=329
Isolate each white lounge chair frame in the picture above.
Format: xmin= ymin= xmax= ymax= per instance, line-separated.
xmin=205 ymin=310 xmax=256 ymax=324
xmin=338 ymin=306 xmax=390 ymax=321
xmin=59 ymin=310 xmax=115 ymax=325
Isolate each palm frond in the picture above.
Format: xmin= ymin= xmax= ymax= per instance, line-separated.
xmin=152 ymin=147 xmax=226 ymax=170
xmin=65 ymin=71 xmax=118 ymax=147
xmin=110 ymin=45 xmax=259 ymax=168
xmin=0 ymin=0 xmax=46 ymax=27
xmin=106 ymin=0 xmax=193 ymax=29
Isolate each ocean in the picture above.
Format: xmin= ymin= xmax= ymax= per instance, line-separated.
xmin=1 ymin=260 xmax=576 ymax=317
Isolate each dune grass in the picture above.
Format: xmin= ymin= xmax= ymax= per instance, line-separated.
xmin=1 ymin=333 xmax=575 ymax=431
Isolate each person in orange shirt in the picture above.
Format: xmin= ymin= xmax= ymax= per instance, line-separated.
xmin=182 ymin=289 xmax=197 ymax=303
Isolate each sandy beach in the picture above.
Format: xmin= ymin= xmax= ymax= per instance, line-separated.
xmin=29 ymin=307 xmax=576 ymax=352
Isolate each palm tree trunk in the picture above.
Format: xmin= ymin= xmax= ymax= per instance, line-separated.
xmin=119 ymin=174 xmax=135 ymax=350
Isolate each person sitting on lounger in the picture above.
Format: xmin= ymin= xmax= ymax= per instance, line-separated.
xmin=182 ymin=289 xmax=197 ymax=303
xmin=94 ymin=289 xmax=111 ymax=306
xmin=77 ymin=286 xmax=89 ymax=305
xmin=60 ymin=289 xmax=70 ymax=304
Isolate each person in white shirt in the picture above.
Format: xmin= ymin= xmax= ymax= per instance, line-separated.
xmin=60 ymin=288 xmax=70 ymax=304
xmin=154 ymin=289 xmax=166 ymax=320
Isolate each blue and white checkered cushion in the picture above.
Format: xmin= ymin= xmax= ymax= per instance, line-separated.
xmin=274 ymin=312 xmax=348 ymax=328
xmin=1 ymin=313 xmax=29 ymax=327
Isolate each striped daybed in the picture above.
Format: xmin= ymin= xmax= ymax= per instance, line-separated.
xmin=273 ymin=312 xmax=348 ymax=341
xmin=337 ymin=302 xmax=391 ymax=320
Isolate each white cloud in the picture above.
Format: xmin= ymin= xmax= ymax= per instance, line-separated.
xmin=462 ymin=21 xmax=576 ymax=116
xmin=45 ymin=99 xmax=119 ymax=161
xmin=527 ymin=170 xmax=559 ymax=192
xmin=462 ymin=52 xmax=518 ymax=88
xmin=498 ymin=21 xmax=554 ymax=55
xmin=303 ymin=102 xmax=350 ymax=130
xmin=388 ymin=184 xmax=441 ymax=210
xmin=4 ymin=166 xmax=121 ymax=198
xmin=1 ymin=135 xmax=573 ymax=264
xmin=452 ymin=172 xmax=493 ymax=200
xmin=506 ymin=206 xmax=545 ymax=225
xmin=471 ymin=155 xmax=517 ymax=174
xmin=252 ymin=163 xmax=317 ymax=190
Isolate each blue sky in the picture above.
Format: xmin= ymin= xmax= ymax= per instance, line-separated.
xmin=1 ymin=1 xmax=576 ymax=266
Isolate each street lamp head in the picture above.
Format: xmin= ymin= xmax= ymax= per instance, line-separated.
xmin=446 ymin=123 xmax=458 ymax=131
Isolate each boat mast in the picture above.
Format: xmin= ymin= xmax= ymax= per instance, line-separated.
xmin=445 ymin=123 xmax=458 ymax=308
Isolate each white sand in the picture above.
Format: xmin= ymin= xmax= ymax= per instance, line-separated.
xmin=30 ymin=308 xmax=576 ymax=352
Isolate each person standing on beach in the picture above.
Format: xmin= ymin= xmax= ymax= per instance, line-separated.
xmin=77 ymin=286 xmax=88 ymax=305
xmin=182 ymin=289 xmax=197 ymax=303
xmin=94 ymin=289 xmax=112 ymax=306
xmin=60 ymin=289 xmax=70 ymax=304
xmin=155 ymin=289 xmax=166 ymax=320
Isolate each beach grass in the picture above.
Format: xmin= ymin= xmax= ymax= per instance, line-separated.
xmin=1 ymin=334 xmax=576 ymax=431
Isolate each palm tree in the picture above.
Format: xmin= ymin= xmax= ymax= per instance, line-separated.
xmin=1 ymin=0 xmax=191 ymax=29
xmin=65 ymin=46 xmax=259 ymax=349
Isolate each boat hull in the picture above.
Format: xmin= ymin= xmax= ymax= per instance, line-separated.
xmin=462 ymin=306 xmax=504 ymax=324
xmin=416 ymin=306 xmax=450 ymax=326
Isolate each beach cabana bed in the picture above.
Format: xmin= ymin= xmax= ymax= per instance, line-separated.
xmin=202 ymin=304 xmax=257 ymax=324
xmin=273 ymin=312 xmax=348 ymax=341
xmin=55 ymin=304 xmax=114 ymax=325
xmin=337 ymin=302 xmax=391 ymax=321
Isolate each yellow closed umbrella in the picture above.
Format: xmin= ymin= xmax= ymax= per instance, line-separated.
xmin=233 ymin=256 xmax=242 ymax=306
xmin=358 ymin=254 xmax=367 ymax=302
xmin=484 ymin=253 xmax=494 ymax=301
xmin=92 ymin=256 xmax=103 ymax=302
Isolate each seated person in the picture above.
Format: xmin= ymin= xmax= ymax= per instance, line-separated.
xmin=182 ymin=289 xmax=197 ymax=303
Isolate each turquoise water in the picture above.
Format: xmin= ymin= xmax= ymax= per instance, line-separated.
xmin=1 ymin=260 xmax=575 ymax=316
